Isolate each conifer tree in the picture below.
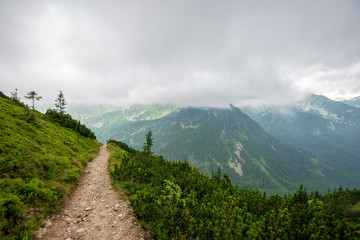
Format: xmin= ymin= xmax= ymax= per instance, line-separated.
xmin=24 ymin=91 xmax=42 ymax=110
xmin=55 ymin=90 xmax=67 ymax=113
xmin=143 ymin=130 xmax=153 ymax=155
xmin=10 ymin=88 xmax=20 ymax=101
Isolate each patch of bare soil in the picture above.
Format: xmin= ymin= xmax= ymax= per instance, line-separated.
xmin=37 ymin=145 xmax=145 ymax=240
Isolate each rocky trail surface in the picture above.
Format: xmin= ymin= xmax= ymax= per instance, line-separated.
xmin=37 ymin=145 xmax=146 ymax=240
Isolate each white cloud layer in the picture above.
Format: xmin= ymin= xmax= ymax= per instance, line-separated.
xmin=1 ymin=0 xmax=360 ymax=107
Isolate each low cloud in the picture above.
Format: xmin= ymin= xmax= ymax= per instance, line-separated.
xmin=1 ymin=0 xmax=360 ymax=107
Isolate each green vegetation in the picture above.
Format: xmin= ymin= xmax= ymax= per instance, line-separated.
xmin=0 ymin=92 xmax=99 ymax=239
xmin=44 ymin=109 xmax=96 ymax=139
xmin=108 ymin=139 xmax=360 ymax=239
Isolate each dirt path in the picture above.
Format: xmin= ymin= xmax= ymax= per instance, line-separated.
xmin=37 ymin=145 xmax=145 ymax=240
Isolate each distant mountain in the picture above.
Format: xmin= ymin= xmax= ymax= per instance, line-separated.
xmin=342 ymin=96 xmax=360 ymax=108
xmin=68 ymin=104 xmax=179 ymax=143
xmin=69 ymin=103 xmax=357 ymax=193
xmin=243 ymin=94 xmax=360 ymax=188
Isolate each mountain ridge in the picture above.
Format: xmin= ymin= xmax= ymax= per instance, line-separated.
xmin=243 ymin=94 xmax=360 ymax=188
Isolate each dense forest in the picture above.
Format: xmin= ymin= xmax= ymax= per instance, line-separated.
xmin=0 ymin=92 xmax=99 ymax=239
xmin=108 ymin=138 xmax=360 ymax=239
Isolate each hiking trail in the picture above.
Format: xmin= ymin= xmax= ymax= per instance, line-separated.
xmin=37 ymin=145 xmax=145 ymax=240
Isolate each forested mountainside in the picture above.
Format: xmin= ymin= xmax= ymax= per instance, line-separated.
xmin=0 ymin=92 xmax=99 ymax=239
xmin=107 ymin=139 xmax=360 ymax=239
xmin=243 ymin=94 xmax=360 ymax=190
xmin=74 ymin=102 xmax=355 ymax=194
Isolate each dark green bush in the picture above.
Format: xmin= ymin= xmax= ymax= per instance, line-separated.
xmin=0 ymin=194 xmax=24 ymax=236
xmin=63 ymin=168 xmax=81 ymax=184
xmin=19 ymin=179 xmax=57 ymax=208
xmin=44 ymin=109 xmax=96 ymax=139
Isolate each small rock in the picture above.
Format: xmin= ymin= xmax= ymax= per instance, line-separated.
xmin=114 ymin=204 xmax=120 ymax=211
xmin=76 ymin=228 xmax=85 ymax=233
xmin=42 ymin=219 xmax=52 ymax=227
xmin=84 ymin=207 xmax=91 ymax=211
xmin=119 ymin=214 xmax=123 ymax=218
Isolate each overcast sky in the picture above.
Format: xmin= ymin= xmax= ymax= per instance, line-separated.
xmin=1 ymin=0 xmax=360 ymax=107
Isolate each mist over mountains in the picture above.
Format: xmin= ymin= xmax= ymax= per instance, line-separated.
xmin=342 ymin=96 xmax=360 ymax=108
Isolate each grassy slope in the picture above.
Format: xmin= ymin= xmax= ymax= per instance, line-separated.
xmin=0 ymin=95 xmax=100 ymax=239
xmin=107 ymin=142 xmax=128 ymax=193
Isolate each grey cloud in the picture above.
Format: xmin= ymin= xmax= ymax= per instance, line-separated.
xmin=1 ymin=0 xmax=360 ymax=107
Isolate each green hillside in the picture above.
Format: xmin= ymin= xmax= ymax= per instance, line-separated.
xmin=107 ymin=139 xmax=360 ymax=239
xmin=0 ymin=93 xmax=100 ymax=239
xmin=243 ymin=94 xmax=360 ymax=189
